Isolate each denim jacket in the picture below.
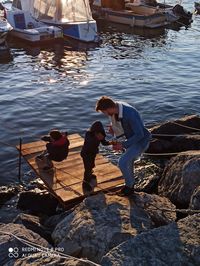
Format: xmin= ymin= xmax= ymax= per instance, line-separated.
xmin=119 ymin=102 xmax=151 ymax=149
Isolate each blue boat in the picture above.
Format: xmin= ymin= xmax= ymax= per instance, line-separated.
xmin=30 ymin=0 xmax=100 ymax=43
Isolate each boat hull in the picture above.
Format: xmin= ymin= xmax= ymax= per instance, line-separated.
xmin=42 ymin=20 xmax=99 ymax=43
xmin=95 ymin=8 xmax=175 ymax=28
xmin=9 ymin=26 xmax=62 ymax=43
xmin=5 ymin=9 xmax=63 ymax=44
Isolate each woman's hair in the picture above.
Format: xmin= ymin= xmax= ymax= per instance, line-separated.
xmin=95 ymin=96 xmax=116 ymax=111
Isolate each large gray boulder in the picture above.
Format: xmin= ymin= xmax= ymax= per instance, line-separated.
xmin=4 ymin=252 xmax=97 ymax=266
xmin=158 ymin=151 xmax=200 ymax=207
xmin=101 ymin=213 xmax=200 ymax=266
xmin=189 ymin=186 xmax=200 ymax=210
xmin=150 ymin=114 xmax=200 ymax=136
xmin=13 ymin=213 xmax=52 ymax=244
xmin=147 ymin=115 xmax=200 ymax=154
xmin=0 ymin=223 xmax=50 ymax=265
xmin=134 ymin=162 xmax=162 ymax=193
xmin=52 ymin=193 xmax=176 ymax=263
xmin=43 ymin=210 xmax=74 ymax=232
xmin=132 ymin=192 xmax=176 ymax=226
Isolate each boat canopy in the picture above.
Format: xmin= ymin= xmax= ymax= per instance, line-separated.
xmin=31 ymin=0 xmax=93 ymax=23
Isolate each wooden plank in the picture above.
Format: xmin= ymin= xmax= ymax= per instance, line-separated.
xmin=59 ymin=178 xmax=124 ymax=202
xmin=53 ymin=162 xmax=118 ymax=181
xmin=29 ymin=155 xmax=108 ymax=173
xmin=34 ymin=169 xmax=82 ymax=199
xmin=31 ymin=159 xmax=122 ymax=189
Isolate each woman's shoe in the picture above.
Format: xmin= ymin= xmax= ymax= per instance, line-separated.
xmin=117 ymin=186 xmax=134 ymax=197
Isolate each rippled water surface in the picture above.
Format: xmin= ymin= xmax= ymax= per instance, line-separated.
xmin=0 ymin=1 xmax=199 ymax=184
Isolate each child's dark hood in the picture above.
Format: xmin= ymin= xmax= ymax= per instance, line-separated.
xmin=90 ymin=121 xmax=106 ymax=136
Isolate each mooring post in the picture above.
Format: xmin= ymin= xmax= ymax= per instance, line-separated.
xmin=18 ymin=138 xmax=22 ymax=182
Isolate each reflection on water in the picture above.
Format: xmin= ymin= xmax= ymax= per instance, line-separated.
xmin=7 ymin=37 xmax=94 ymax=86
xmin=96 ymin=20 xmax=174 ymax=60
xmin=98 ymin=20 xmax=167 ymax=39
xmin=0 ymin=45 xmax=13 ymax=63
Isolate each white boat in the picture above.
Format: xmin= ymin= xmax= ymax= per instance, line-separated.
xmin=32 ymin=0 xmax=100 ymax=43
xmin=92 ymin=0 xmax=177 ymax=28
xmin=0 ymin=3 xmax=12 ymax=46
xmin=15 ymin=0 xmax=100 ymax=43
xmin=3 ymin=0 xmax=63 ymax=43
xmin=92 ymin=0 xmax=192 ymax=28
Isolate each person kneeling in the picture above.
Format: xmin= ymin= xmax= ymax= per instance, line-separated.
xmin=36 ymin=129 xmax=69 ymax=171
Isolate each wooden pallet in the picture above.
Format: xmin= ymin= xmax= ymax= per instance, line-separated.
xmin=16 ymin=134 xmax=123 ymax=206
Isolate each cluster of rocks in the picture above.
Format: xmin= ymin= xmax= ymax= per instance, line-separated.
xmin=1 ymin=115 xmax=200 ymax=265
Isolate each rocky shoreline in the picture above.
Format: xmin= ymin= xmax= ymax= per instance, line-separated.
xmin=1 ymin=115 xmax=200 ymax=265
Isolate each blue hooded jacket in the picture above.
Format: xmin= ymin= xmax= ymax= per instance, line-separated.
xmin=119 ymin=102 xmax=151 ymax=149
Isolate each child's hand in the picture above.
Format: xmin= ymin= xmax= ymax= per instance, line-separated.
xmin=112 ymin=142 xmax=123 ymax=151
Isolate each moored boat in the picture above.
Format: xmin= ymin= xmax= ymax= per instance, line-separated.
xmin=126 ymin=0 xmax=192 ymax=24
xmin=32 ymin=0 xmax=100 ymax=43
xmin=3 ymin=0 xmax=63 ymax=44
xmin=91 ymin=0 xmax=192 ymax=28
xmin=18 ymin=0 xmax=100 ymax=43
xmin=92 ymin=0 xmax=177 ymax=28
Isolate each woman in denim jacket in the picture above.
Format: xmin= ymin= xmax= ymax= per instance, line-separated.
xmin=96 ymin=96 xmax=151 ymax=196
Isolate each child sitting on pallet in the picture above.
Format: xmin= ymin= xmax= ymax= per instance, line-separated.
xmin=81 ymin=121 xmax=110 ymax=193
xmin=36 ymin=129 xmax=70 ymax=171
